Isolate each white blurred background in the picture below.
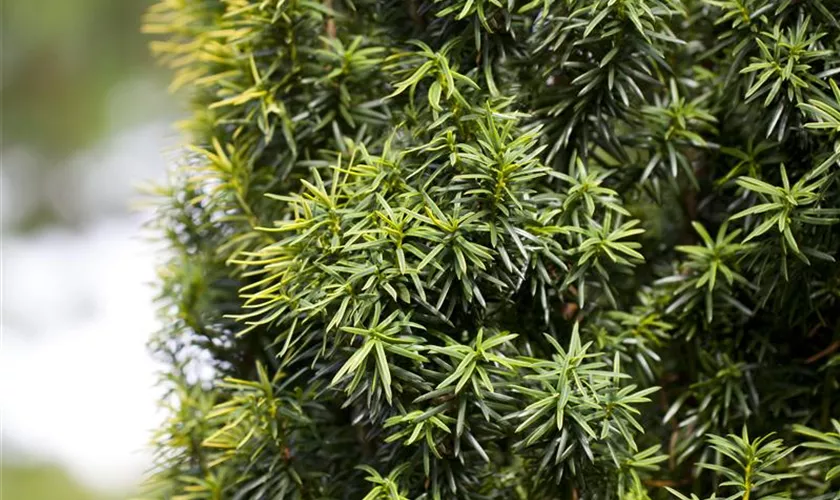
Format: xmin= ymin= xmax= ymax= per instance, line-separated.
xmin=2 ymin=1 xmax=177 ymax=497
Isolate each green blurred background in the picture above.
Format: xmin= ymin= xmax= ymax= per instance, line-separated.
xmin=3 ymin=0 xmax=170 ymax=231
xmin=2 ymin=1 xmax=173 ymax=498
xmin=3 ymin=463 xmax=115 ymax=500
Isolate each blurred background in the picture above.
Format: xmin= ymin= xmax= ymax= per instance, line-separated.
xmin=2 ymin=0 xmax=178 ymax=497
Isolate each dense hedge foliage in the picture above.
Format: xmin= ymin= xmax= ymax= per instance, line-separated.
xmin=142 ymin=0 xmax=840 ymax=498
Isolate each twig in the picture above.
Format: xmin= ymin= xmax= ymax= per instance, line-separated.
xmin=806 ymin=340 xmax=840 ymax=364
xmin=325 ymin=0 xmax=336 ymax=38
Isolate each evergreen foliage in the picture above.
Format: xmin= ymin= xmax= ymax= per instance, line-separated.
xmin=142 ymin=0 xmax=840 ymax=498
